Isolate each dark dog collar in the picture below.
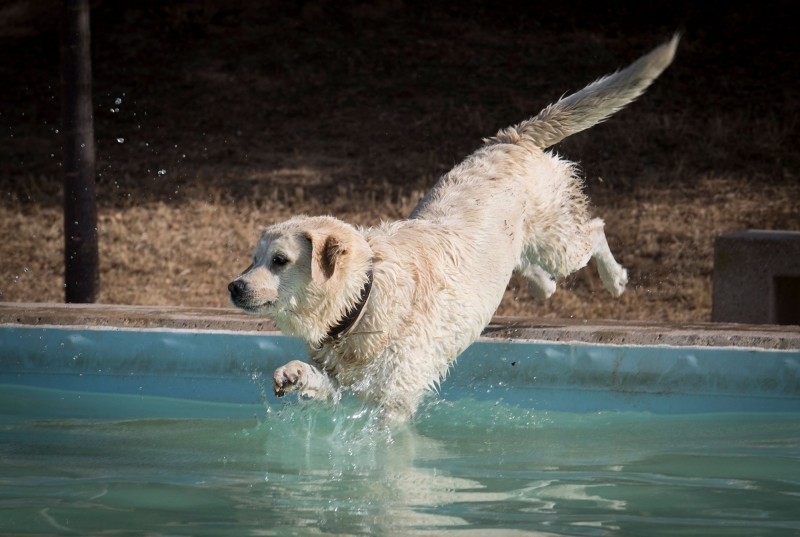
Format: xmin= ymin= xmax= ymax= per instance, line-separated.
xmin=325 ymin=267 xmax=373 ymax=342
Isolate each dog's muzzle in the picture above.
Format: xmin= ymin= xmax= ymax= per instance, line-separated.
xmin=228 ymin=279 xmax=248 ymax=303
xmin=228 ymin=279 xmax=276 ymax=312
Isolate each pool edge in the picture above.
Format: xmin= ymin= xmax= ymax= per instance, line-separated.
xmin=2 ymin=302 xmax=798 ymax=350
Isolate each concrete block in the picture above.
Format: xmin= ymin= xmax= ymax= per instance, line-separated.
xmin=712 ymin=230 xmax=800 ymax=325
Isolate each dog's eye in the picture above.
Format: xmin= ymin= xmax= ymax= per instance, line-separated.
xmin=271 ymin=254 xmax=289 ymax=267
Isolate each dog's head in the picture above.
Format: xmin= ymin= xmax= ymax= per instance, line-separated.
xmin=228 ymin=215 xmax=373 ymax=341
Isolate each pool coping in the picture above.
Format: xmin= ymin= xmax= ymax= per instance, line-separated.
xmin=1 ymin=302 xmax=798 ymax=350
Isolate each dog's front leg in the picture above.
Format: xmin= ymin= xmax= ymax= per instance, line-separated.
xmin=273 ymin=360 xmax=336 ymax=400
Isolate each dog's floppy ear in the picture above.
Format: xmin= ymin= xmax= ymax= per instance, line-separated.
xmin=307 ymin=233 xmax=346 ymax=285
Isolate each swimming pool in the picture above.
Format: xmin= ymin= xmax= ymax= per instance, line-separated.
xmin=1 ymin=304 xmax=799 ymax=536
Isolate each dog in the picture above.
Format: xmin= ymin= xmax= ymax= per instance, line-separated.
xmin=229 ymin=35 xmax=679 ymax=422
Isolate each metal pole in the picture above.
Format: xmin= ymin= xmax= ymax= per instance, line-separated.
xmin=61 ymin=0 xmax=99 ymax=303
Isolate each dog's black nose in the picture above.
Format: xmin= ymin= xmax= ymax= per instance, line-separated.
xmin=228 ymin=279 xmax=246 ymax=299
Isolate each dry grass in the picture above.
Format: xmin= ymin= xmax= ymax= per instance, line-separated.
xmin=1 ymin=1 xmax=798 ymax=322
xmin=2 ymin=176 xmax=796 ymax=321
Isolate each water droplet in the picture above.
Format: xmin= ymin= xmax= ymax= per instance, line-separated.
xmin=116 ymin=137 xmax=125 ymax=143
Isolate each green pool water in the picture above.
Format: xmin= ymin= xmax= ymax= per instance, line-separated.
xmin=2 ymin=385 xmax=799 ymax=536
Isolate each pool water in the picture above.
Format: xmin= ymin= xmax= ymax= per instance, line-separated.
xmin=2 ymin=385 xmax=799 ymax=536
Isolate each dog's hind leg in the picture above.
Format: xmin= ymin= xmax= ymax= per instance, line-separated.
xmin=589 ymin=218 xmax=628 ymax=297
xmin=519 ymin=261 xmax=558 ymax=300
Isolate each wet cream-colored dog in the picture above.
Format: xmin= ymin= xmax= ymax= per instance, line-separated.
xmin=229 ymin=36 xmax=679 ymax=421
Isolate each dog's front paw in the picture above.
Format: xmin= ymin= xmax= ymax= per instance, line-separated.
xmin=273 ymin=360 xmax=309 ymax=397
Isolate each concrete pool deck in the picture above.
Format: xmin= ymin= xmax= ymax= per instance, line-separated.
xmin=1 ymin=302 xmax=798 ymax=350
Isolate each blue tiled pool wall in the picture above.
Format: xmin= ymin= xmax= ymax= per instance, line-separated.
xmin=1 ymin=326 xmax=798 ymax=413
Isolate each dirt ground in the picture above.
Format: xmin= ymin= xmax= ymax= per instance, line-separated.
xmin=1 ymin=0 xmax=798 ymax=322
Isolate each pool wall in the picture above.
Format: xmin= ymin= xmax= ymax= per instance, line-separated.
xmin=1 ymin=303 xmax=799 ymax=415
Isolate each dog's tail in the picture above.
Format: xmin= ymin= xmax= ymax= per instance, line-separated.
xmin=488 ymin=34 xmax=679 ymax=149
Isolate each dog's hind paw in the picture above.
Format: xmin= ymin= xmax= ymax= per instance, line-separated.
xmin=600 ymin=265 xmax=628 ymax=297
xmin=520 ymin=263 xmax=557 ymax=300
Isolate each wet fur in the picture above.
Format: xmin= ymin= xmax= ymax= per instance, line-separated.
xmin=229 ymin=36 xmax=679 ymax=421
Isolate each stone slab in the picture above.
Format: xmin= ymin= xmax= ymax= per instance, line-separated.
xmin=712 ymin=230 xmax=800 ymax=325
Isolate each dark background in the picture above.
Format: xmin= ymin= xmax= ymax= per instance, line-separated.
xmin=0 ymin=0 xmax=797 ymax=319
xmin=2 ymin=0 xmax=797 ymax=203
